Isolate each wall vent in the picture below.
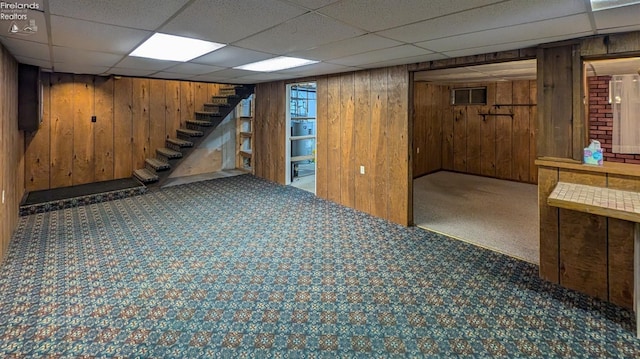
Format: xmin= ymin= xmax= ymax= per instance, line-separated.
xmin=451 ymin=87 xmax=487 ymax=105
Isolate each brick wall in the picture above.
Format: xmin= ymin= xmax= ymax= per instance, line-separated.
xmin=588 ymin=76 xmax=640 ymax=164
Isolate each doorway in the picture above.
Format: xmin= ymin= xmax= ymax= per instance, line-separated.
xmin=412 ymin=60 xmax=539 ymax=263
xmin=286 ymin=82 xmax=317 ymax=194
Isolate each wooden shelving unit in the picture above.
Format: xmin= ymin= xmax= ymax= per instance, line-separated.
xmin=236 ymin=96 xmax=254 ymax=173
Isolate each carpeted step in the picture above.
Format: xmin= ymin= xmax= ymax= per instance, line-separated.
xmin=166 ymin=138 xmax=193 ymax=150
xmin=186 ymin=119 xmax=214 ymax=132
xmin=156 ymin=147 xmax=182 ymax=160
xmin=133 ymin=168 xmax=158 ymax=183
xmin=195 ymin=110 xmax=220 ymax=118
xmin=210 ymin=96 xmax=229 ymax=105
xmin=219 ymin=88 xmax=239 ymax=96
xmin=203 ymin=103 xmax=229 ymax=112
xmin=187 ymin=119 xmax=213 ymax=126
xmin=177 ymin=128 xmax=204 ymax=140
xmin=19 ymin=178 xmax=147 ymax=216
xmin=145 ymin=158 xmax=170 ymax=171
xmin=195 ymin=111 xmax=221 ymax=124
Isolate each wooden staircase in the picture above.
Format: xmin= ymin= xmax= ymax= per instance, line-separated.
xmin=133 ymin=84 xmax=254 ymax=187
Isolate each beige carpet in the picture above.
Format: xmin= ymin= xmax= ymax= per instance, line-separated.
xmin=413 ymin=171 xmax=539 ymax=264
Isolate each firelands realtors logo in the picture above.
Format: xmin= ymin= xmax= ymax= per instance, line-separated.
xmin=0 ymin=1 xmax=39 ymax=35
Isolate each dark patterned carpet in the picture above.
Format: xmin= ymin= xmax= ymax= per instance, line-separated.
xmin=1 ymin=174 xmax=639 ymax=358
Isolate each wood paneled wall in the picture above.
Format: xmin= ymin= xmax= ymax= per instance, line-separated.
xmin=253 ymin=81 xmax=286 ymax=184
xmin=413 ymin=82 xmax=445 ymax=176
xmin=537 ymin=160 xmax=639 ymax=309
xmin=537 ymin=44 xmax=583 ymax=161
xmin=253 ymin=66 xmax=411 ymax=226
xmin=24 ymin=73 xmax=221 ymax=191
xmin=0 ymin=44 xmax=23 ymax=261
xmin=413 ymin=80 xmax=537 ymax=183
xmin=533 ymin=32 xmax=640 ymax=310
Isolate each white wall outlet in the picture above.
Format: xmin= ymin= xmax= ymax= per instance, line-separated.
xmin=360 ymin=166 xmax=365 ymax=175
xmin=417 ymin=147 xmax=420 ymax=154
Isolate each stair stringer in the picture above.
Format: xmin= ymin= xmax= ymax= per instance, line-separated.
xmin=163 ymin=111 xmax=237 ymax=183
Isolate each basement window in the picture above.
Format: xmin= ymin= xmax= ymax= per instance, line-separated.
xmin=452 ymin=87 xmax=487 ymax=105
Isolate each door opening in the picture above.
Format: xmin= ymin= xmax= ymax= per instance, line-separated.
xmin=286 ymin=82 xmax=317 ymax=194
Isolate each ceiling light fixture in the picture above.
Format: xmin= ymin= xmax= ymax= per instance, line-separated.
xmin=590 ymin=0 xmax=640 ymax=11
xmin=234 ymin=56 xmax=318 ymax=72
xmin=130 ymin=33 xmax=225 ymax=62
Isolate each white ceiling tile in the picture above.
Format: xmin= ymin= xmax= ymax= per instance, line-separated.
xmin=191 ymin=46 xmax=274 ymax=67
xmin=414 ymin=59 xmax=537 ymax=83
xmin=319 ymin=0 xmax=503 ymax=32
xmin=217 ymin=77 xmax=257 ymax=84
xmin=284 ymin=0 xmax=339 ymax=10
xmin=149 ymin=71 xmax=197 ymax=80
xmin=0 ymin=37 xmax=50 ymax=60
xmin=378 ymin=0 xmax=589 ymax=43
xmin=596 ymin=24 xmax=640 ymax=34
xmin=15 ymin=56 xmax=53 ymax=70
xmin=328 ymin=45 xmax=431 ymax=67
xmin=275 ymin=62 xmax=360 ymax=76
xmin=116 ymin=56 xmax=179 ymax=71
xmin=160 ymin=0 xmax=307 ymax=44
xmin=360 ymin=53 xmax=448 ymax=69
xmin=289 ymin=34 xmax=403 ymax=61
xmin=53 ymin=47 xmax=123 ymax=67
xmin=199 ymin=68 xmax=257 ymax=79
xmin=236 ymin=72 xmax=292 ymax=82
xmin=416 ymin=14 xmax=592 ymax=53
xmin=190 ymin=73 xmax=237 ymax=82
xmin=48 ymin=0 xmax=189 ymax=30
xmin=415 ymin=67 xmax=475 ymax=79
xmin=53 ymin=63 xmax=110 ymax=75
xmin=441 ymin=31 xmax=593 ymax=58
xmin=586 ymin=58 xmax=640 ymax=76
xmin=471 ymin=60 xmax=537 ymax=73
xmin=162 ymin=63 xmax=225 ymax=75
xmin=0 ymin=0 xmax=633 ymax=82
xmin=593 ymin=4 xmax=640 ymax=31
xmin=108 ymin=67 xmax=157 ymax=77
xmin=0 ymin=10 xmax=49 ymax=44
xmin=234 ymin=13 xmax=366 ymax=54
xmin=50 ymin=15 xmax=151 ymax=54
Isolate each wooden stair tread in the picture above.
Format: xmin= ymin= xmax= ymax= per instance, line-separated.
xmin=145 ymin=158 xmax=170 ymax=171
xmin=133 ymin=168 xmax=158 ymax=183
xmin=177 ymin=128 xmax=204 ymax=137
xmin=195 ymin=110 xmax=220 ymax=116
xmin=204 ymin=102 xmax=230 ymax=107
xmin=156 ymin=147 xmax=182 ymax=158
xmin=187 ymin=119 xmax=213 ymax=126
xmin=166 ymin=138 xmax=193 ymax=147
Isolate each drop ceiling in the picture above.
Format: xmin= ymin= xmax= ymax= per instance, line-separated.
xmin=0 ymin=0 xmax=639 ymax=84
xmin=413 ymin=57 xmax=640 ymax=83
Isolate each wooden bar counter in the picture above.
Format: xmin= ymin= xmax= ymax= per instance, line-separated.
xmin=536 ymin=158 xmax=640 ymax=311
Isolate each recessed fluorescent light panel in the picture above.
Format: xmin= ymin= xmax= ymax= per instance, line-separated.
xmin=130 ymin=33 xmax=225 ymax=62
xmin=235 ymin=57 xmax=319 ymax=72
xmin=590 ymin=0 xmax=640 ymax=10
